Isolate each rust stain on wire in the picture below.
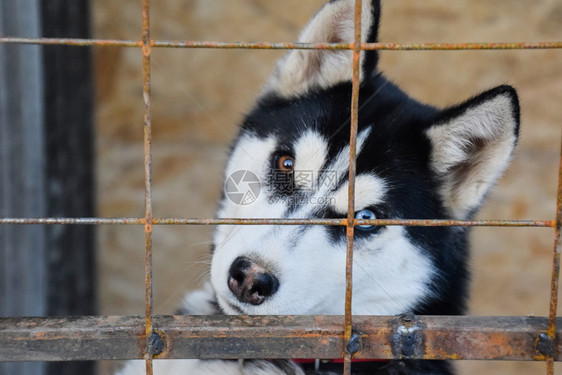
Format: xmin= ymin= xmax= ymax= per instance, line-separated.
xmin=0 ymin=217 xmax=145 ymax=225
xmin=362 ymin=41 xmax=562 ymax=50
xmin=0 ymin=217 xmax=555 ymax=227
xmin=158 ymin=40 xmax=562 ymax=51
xmin=343 ymin=2 xmax=363 ymax=374
xmin=1 ymin=37 xmax=562 ymax=50
xmin=546 ymin=135 xmax=562 ymax=374
xmin=155 ymin=40 xmax=353 ymax=50
xmin=142 ymin=0 xmax=154 ymax=373
xmin=356 ymin=219 xmax=556 ymax=227
xmin=0 ymin=36 xmax=141 ymax=47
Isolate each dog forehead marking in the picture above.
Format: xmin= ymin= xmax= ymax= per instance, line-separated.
xmin=293 ymin=130 xmax=328 ymax=189
xmin=324 ymin=127 xmax=372 ymax=180
xmin=331 ymin=173 xmax=386 ymax=214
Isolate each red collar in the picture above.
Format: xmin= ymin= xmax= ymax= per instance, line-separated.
xmin=292 ymin=358 xmax=390 ymax=372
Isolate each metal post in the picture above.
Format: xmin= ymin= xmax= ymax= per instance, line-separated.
xmin=40 ymin=1 xmax=95 ymax=374
xmin=0 ymin=1 xmax=45 ymax=374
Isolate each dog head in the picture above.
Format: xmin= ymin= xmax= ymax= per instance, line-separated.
xmin=210 ymin=0 xmax=519 ymax=316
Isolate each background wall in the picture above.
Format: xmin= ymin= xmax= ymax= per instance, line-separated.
xmin=92 ymin=1 xmax=562 ymax=374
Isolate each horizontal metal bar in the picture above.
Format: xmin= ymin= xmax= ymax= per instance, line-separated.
xmin=0 ymin=37 xmax=140 ymax=47
xmin=152 ymin=218 xmax=348 ymax=226
xmin=0 ymin=217 xmax=555 ymax=227
xmin=362 ymin=41 xmax=562 ymax=50
xmin=155 ymin=41 xmax=562 ymax=51
xmin=1 ymin=37 xmax=561 ymax=50
xmin=153 ymin=40 xmax=352 ymax=50
xmin=0 ymin=218 xmax=146 ymax=225
xmin=353 ymin=219 xmax=555 ymax=227
xmin=0 ymin=315 xmax=559 ymax=362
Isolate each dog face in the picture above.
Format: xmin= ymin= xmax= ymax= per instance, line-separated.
xmin=210 ymin=0 xmax=519 ymax=316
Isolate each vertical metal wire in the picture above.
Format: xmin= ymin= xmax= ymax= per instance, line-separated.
xmin=343 ymin=1 xmax=363 ymax=374
xmin=546 ymin=135 xmax=562 ymax=375
xmin=141 ymin=0 xmax=154 ymax=374
xmin=547 ymin=353 xmax=555 ymax=374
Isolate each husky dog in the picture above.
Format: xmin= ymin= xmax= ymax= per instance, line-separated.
xmin=118 ymin=0 xmax=519 ymax=374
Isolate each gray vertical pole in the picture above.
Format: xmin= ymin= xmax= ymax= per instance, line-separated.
xmin=0 ymin=0 xmax=46 ymax=374
xmin=41 ymin=1 xmax=96 ymax=373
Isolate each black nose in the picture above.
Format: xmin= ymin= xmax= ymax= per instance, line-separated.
xmin=228 ymin=257 xmax=279 ymax=305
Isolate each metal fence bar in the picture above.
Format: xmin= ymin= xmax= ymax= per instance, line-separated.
xmin=343 ymin=1 xmax=363 ymax=374
xmin=0 ymin=37 xmax=140 ymax=47
xmin=546 ymin=135 xmax=562 ymax=374
xmin=0 ymin=217 xmax=555 ymax=227
xmin=141 ymin=0 xmax=154 ymax=374
xmin=1 ymin=315 xmax=561 ymax=362
xmin=1 ymin=37 xmax=562 ymax=50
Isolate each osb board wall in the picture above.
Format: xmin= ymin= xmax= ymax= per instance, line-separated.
xmin=92 ymin=1 xmax=562 ymax=374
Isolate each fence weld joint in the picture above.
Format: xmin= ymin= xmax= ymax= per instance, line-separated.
xmin=392 ymin=314 xmax=422 ymax=359
xmin=148 ymin=331 xmax=165 ymax=357
xmin=536 ymin=332 xmax=556 ymax=358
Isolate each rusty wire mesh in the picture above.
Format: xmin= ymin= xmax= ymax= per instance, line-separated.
xmin=0 ymin=1 xmax=562 ymax=375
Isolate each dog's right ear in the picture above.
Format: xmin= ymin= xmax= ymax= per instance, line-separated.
xmin=263 ymin=0 xmax=381 ymax=98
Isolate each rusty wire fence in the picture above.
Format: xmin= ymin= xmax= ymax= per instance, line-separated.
xmin=1 ymin=1 xmax=562 ymax=375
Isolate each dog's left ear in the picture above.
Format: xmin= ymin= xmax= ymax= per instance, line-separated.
xmin=426 ymin=85 xmax=520 ymax=219
xmin=263 ymin=0 xmax=381 ymax=98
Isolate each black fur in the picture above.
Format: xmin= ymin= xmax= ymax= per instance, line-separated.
xmin=300 ymin=359 xmax=453 ymax=375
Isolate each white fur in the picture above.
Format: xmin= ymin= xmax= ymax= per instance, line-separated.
xmin=214 ymin=134 xmax=283 ymax=246
xmin=212 ymin=217 xmax=433 ymax=316
xmin=116 ymin=360 xmax=240 ymax=375
xmin=223 ymin=134 xmax=277 ymax=197
xmin=331 ymin=173 xmax=386 ymax=214
xmin=117 ymin=359 xmax=303 ymax=375
xmin=178 ymin=281 xmax=218 ymax=315
xmin=293 ymin=130 xmax=328 ymax=190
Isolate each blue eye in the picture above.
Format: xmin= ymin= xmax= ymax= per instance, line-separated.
xmin=355 ymin=209 xmax=376 ymax=230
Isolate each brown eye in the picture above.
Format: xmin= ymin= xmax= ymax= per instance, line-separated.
xmin=277 ymin=155 xmax=295 ymax=173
